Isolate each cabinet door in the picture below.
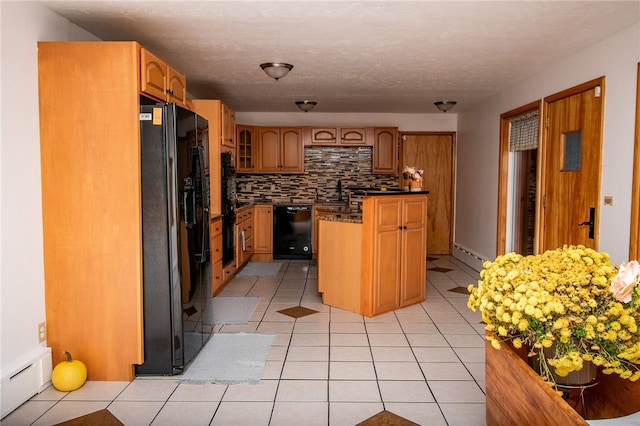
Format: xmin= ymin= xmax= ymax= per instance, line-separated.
xmin=257 ymin=127 xmax=280 ymax=173
xmin=371 ymin=198 xmax=402 ymax=315
xmin=221 ymin=104 xmax=236 ymax=148
xmin=280 ymin=127 xmax=304 ymax=172
xmin=311 ymin=128 xmax=338 ymax=145
xmin=237 ymin=125 xmax=255 ymax=173
xmin=400 ymin=197 xmax=427 ymax=306
xmin=140 ymin=48 xmax=168 ymax=101
xmin=254 ymin=205 xmax=273 ymax=254
xmin=166 ymin=66 xmax=186 ymax=105
xmin=373 ymin=127 xmax=398 ymax=174
xmin=340 ymin=128 xmax=367 ymax=145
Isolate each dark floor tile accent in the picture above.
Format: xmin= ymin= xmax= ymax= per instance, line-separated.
xmin=183 ymin=305 xmax=198 ymax=316
xmin=55 ymin=409 xmax=123 ymax=426
xmin=278 ymin=306 xmax=318 ymax=319
xmin=448 ymin=286 xmax=471 ymax=294
xmin=428 ymin=267 xmax=454 ymax=272
xmin=356 ymin=410 xmax=419 ymax=426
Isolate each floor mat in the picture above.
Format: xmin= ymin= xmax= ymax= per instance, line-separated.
xmin=278 ymin=306 xmax=318 ymax=319
xmin=202 ymin=297 xmax=261 ymax=325
xmin=237 ymin=261 xmax=283 ymax=276
xmin=356 ymin=410 xmax=419 ymax=426
xmin=55 ymin=409 xmax=123 ymax=426
xmin=181 ymin=332 xmax=275 ymax=385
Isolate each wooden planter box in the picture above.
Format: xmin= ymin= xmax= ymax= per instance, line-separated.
xmin=486 ymin=339 xmax=640 ymax=425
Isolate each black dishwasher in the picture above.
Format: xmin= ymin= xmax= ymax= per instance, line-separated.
xmin=273 ymin=205 xmax=312 ymax=259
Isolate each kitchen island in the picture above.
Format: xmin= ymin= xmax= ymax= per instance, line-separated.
xmin=318 ymin=192 xmax=428 ymax=317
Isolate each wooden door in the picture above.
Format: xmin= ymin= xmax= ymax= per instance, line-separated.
xmin=401 ymin=133 xmax=454 ymax=254
xmin=257 ymin=127 xmax=280 ymax=172
xmin=541 ymin=79 xmax=604 ymax=251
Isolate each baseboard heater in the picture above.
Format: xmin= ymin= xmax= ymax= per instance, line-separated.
xmin=1 ymin=346 xmax=52 ymax=419
xmin=452 ymin=243 xmax=488 ymax=272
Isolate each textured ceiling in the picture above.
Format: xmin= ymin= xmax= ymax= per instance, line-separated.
xmin=39 ymin=1 xmax=640 ymax=113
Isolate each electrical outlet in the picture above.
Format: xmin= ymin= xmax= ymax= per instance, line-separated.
xmin=604 ymin=196 xmax=614 ymax=206
xmin=38 ymin=322 xmax=46 ymax=343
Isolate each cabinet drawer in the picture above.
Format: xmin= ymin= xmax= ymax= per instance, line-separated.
xmin=211 ymin=232 xmax=223 ymax=262
xmin=211 ymin=218 xmax=223 ymax=236
xmin=212 ymin=260 xmax=224 ymax=295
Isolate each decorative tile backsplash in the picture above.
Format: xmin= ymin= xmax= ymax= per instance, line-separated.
xmin=236 ymin=146 xmax=399 ymax=204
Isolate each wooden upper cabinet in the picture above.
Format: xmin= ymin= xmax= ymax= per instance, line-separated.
xmin=237 ymin=125 xmax=255 ymax=173
xmin=340 ymin=128 xmax=367 ymax=145
xmin=373 ymin=127 xmax=398 ymax=174
xmin=140 ymin=48 xmax=186 ymax=105
xmin=305 ymin=127 xmax=371 ymax=146
xmin=280 ymin=128 xmax=304 ymax=172
xmin=257 ymin=127 xmax=303 ymax=173
xmin=311 ymin=128 xmax=338 ymax=145
xmin=257 ymin=127 xmax=281 ymax=172
xmin=221 ymin=104 xmax=236 ymax=148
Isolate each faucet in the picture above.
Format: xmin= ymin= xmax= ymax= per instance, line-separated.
xmin=337 ymin=180 xmax=342 ymax=202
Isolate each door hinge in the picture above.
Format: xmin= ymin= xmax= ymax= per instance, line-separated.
xmin=545 ymin=115 xmax=549 ymax=129
xmin=543 ymin=194 xmax=547 ymax=208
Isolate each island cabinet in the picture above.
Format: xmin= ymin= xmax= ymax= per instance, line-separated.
xmin=252 ymin=205 xmax=273 ymax=261
xmin=256 ymin=127 xmax=304 ymax=173
xmin=317 ymin=193 xmax=427 ymax=317
xmin=140 ymin=47 xmax=187 ymax=106
xmin=361 ymin=195 xmax=427 ymax=316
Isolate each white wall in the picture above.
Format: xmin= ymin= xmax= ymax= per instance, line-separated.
xmin=455 ymin=23 xmax=640 ymax=265
xmin=0 ymin=1 xmax=98 ymax=389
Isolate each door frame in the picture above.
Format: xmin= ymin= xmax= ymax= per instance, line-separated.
xmin=497 ymin=100 xmax=543 ymax=255
xmin=399 ymin=131 xmax=456 ymax=254
xmin=630 ymin=63 xmax=640 ymax=260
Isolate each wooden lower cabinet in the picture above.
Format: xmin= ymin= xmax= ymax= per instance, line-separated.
xmin=253 ymin=205 xmax=273 ymax=260
xmin=210 ymin=217 xmax=224 ymax=295
xmin=235 ymin=206 xmax=254 ymax=268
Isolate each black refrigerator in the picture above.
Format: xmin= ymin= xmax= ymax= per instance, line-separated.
xmin=136 ymin=103 xmax=210 ymax=375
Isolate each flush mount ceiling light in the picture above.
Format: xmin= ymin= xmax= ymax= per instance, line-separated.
xmin=434 ymin=101 xmax=457 ymax=113
xmin=295 ymin=100 xmax=317 ymax=112
xmin=260 ymin=62 xmax=294 ymax=81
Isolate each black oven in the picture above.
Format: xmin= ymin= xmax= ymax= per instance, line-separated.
xmin=222 ymin=213 xmax=235 ymax=265
xmin=221 ymin=152 xmax=237 ymax=265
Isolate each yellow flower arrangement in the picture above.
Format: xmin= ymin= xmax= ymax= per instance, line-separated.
xmin=467 ymin=245 xmax=640 ymax=385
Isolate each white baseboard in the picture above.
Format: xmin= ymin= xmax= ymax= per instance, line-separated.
xmin=0 ymin=346 xmax=52 ymax=419
xmin=452 ymin=243 xmax=488 ymax=272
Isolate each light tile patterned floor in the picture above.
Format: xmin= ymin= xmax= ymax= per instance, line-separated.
xmin=3 ymin=255 xmax=485 ymax=425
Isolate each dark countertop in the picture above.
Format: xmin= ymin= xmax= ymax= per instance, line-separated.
xmin=319 ymin=213 xmax=363 ymax=224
